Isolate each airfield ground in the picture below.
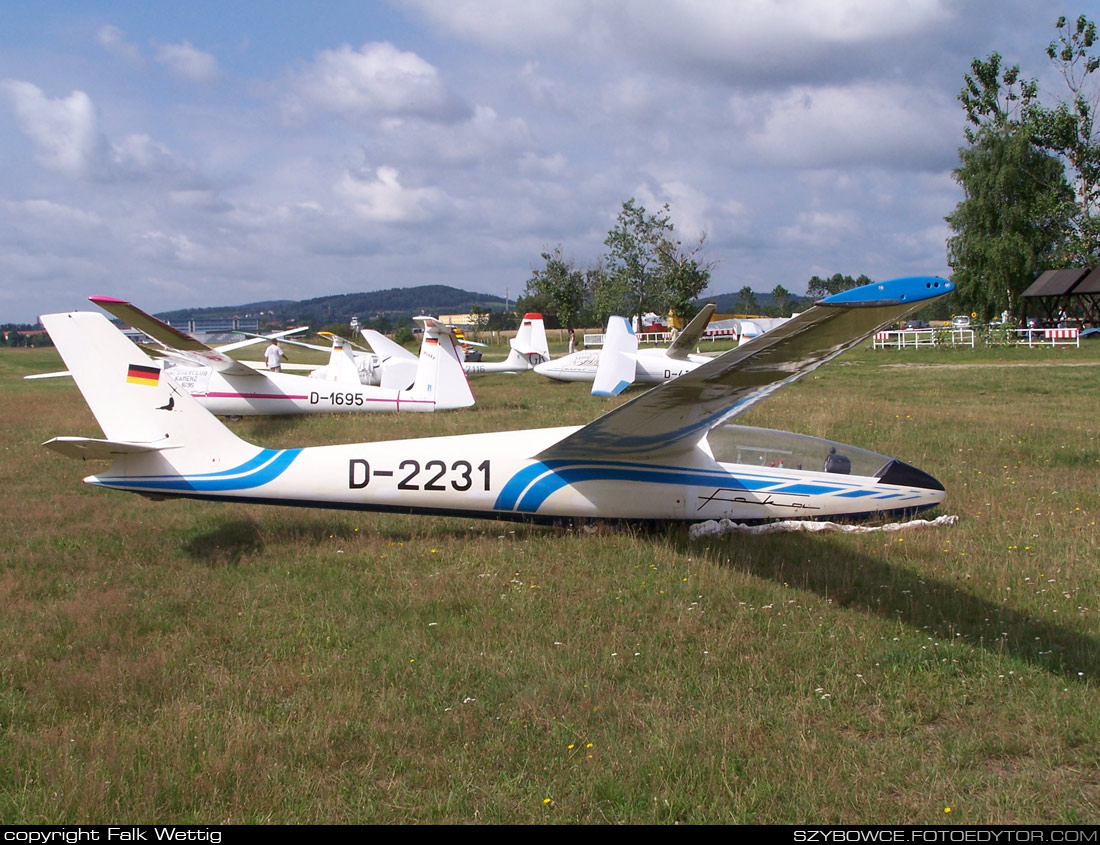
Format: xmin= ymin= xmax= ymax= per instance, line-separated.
xmin=1 ymin=340 xmax=1098 ymax=823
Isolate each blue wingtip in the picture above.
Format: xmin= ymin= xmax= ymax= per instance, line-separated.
xmin=592 ymin=380 xmax=631 ymax=397
xmin=822 ymin=276 xmax=954 ymax=306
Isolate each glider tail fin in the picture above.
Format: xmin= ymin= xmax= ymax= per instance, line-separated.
xmin=407 ymin=317 xmax=475 ymax=410
xmin=316 ymin=334 xmax=363 ymax=384
xmin=510 ymin=313 xmax=550 ymax=366
xmin=39 ymin=311 xmax=251 ymax=463
xmin=591 ymin=316 xmax=638 ymax=396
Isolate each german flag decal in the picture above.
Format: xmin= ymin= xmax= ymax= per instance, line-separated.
xmin=126 ymin=363 xmax=160 ymax=386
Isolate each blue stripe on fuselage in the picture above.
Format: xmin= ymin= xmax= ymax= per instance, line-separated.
xmin=90 ymin=448 xmax=302 ymax=492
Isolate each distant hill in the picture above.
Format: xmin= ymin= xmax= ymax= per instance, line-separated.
xmin=150 ymin=283 xmax=812 ymax=330
xmin=155 ymin=285 xmax=509 ymax=327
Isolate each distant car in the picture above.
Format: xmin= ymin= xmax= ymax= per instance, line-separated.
xmin=903 ymin=320 xmax=929 ymax=330
xmin=950 ymin=315 xmax=972 ymax=329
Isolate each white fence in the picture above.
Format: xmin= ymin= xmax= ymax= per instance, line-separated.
xmin=1015 ymin=327 xmax=1080 ymax=347
xmin=584 ymin=327 xmax=739 ymax=347
xmin=873 ymin=327 xmax=1079 ymax=349
xmin=873 ymin=328 xmax=974 ymax=349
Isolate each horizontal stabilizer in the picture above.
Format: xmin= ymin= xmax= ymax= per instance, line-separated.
xmin=43 ymin=436 xmax=174 ymax=460
xmin=667 ymin=303 xmax=715 ymax=360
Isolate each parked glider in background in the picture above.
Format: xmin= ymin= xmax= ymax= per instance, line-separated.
xmin=534 ymin=304 xmax=716 ymax=386
xmin=43 ymin=276 xmax=952 ymax=524
xmin=259 ymin=313 xmax=550 ymax=385
xmin=23 ymin=324 xmax=309 ymax=382
xmin=355 ymin=312 xmax=552 ymax=379
xmin=88 ymin=296 xmax=474 ymax=415
xmin=260 ymin=330 xmax=420 ymax=390
xmin=461 ymin=313 xmax=550 ymax=374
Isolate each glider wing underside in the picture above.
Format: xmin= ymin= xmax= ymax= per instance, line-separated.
xmin=89 ymin=296 xmax=260 ymax=377
xmin=538 ymin=277 xmax=953 ymax=462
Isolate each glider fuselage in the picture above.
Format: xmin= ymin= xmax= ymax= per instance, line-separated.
xmin=535 ymin=348 xmax=711 ymax=384
xmin=162 ymin=361 xmax=439 ymax=415
xmin=85 ymin=425 xmax=945 ymax=523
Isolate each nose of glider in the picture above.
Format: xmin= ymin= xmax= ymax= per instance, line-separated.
xmin=876 ymin=458 xmax=944 ymax=492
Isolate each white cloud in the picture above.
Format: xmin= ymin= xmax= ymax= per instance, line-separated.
xmin=96 ymin=25 xmax=143 ymax=65
xmin=335 ymin=166 xmax=447 ymax=223
xmin=284 ymin=42 xmax=469 ymax=123
xmin=155 ymin=41 xmax=220 ymax=83
xmin=136 ymin=230 xmax=204 ymax=264
xmin=633 ymin=180 xmax=712 ymax=242
xmin=109 ymin=133 xmax=194 ymax=182
xmin=401 ymin=0 xmax=952 ymax=66
xmin=382 ymin=105 xmax=535 ymax=168
xmin=400 ymin=0 xmax=600 ymax=51
xmin=778 ymin=209 xmax=864 ymax=248
xmin=742 ymin=83 xmax=959 ymax=170
xmin=519 ymin=62 xmax=571 ymax=113
xmin=7 ymin=199 xmax=104 ymax=229
xmin=2 ymin=80 xmax=200 ymax=185
xmin=1 ymin=80 xmax=105 ymax=177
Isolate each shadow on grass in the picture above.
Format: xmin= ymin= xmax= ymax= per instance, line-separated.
xmin=180 ymin=513 xmax=507 ymax=564
xmin=182 ymin=519 xmax=264 ymax=566
xmin=686 ymin=530 xmax=1100 ymax=682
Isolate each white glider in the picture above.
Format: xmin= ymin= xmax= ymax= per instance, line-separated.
xmin=41 ymin=276 xmax=952 ymax=525
xmin=534 ymin=304 xmax=716 ymax=387
xmin=462 ymin=313 xmax=550 ymax=374
xmin=266 ymin=313 xmax=550 ymax=386
xmin=378 ymin=313 xmax=551 ymax=376
xmin=88 ymin=296 xmax=474 ymax=416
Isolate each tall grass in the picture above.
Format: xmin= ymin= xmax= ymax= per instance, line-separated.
xmin=1 ymin=342 xmax=1099 ymax=823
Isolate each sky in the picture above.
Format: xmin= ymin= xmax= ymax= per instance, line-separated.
xmin=0 ymin=0 xmax=1082 ymax=323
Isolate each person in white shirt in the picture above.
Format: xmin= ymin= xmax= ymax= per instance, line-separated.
xmin=264 ymin=339 xmax=288 ymax=372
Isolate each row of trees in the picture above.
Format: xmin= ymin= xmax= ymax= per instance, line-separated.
xmin=947 ymin=14 xmax=1100 ymax=320
xmin=519 ymin=199 xmax=713 ymax=330
xmin=1 ymin=326 xmax=50 ymax=347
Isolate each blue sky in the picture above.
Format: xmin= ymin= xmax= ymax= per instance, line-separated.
xmin=0 ymin=0 xmax=1079 ymax=323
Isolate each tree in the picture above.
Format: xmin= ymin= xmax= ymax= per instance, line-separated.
xmin=596 ymin=199 xmax=673 ymax=324
xmin=947 ymin=40 xmax=1077 ymax=319
xmin=770 ymin=284 xmax=793 ymax=316
xmin=734 ymin=286 xmax=760 ymax=314
xmin=805 ymin=274 xmax=871 ymax=299
xmin=522 ymin=246 xmax=592 ymax=330
xmin=946 ymin=125 xmax=1072 ymax=319
xmin=595 ymin=198 xmax=712 ymax=324
xmin=959 ymin=52 xmax=1038 ymax=141
xmin=1028 ymin=15 xmax=1100 ymax=263
xmin=659 ymin=232 xmax=714 ymax=321
xmin=950 ymin=16 xmax=1100 ymax=297
xmin=468 ymin=304 xmax=489 ymax=336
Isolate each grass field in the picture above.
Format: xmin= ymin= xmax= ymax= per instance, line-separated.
xmin=1 ymin=340 xmax=1098 ymax=824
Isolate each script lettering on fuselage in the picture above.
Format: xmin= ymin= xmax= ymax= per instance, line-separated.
xmin=349 ymin=458 xmax=491 ymax=491
xmin=696 ymin=488 xmax=821 ymax=512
